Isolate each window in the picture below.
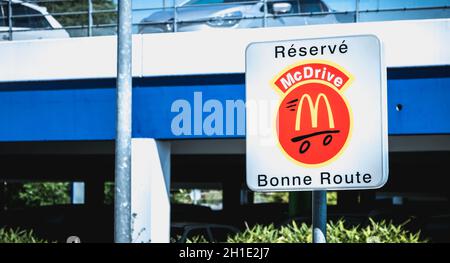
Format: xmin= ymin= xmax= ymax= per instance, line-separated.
xmin=254 ymin=192 xmax=289 ymax=203
xmin=12 ymin=4 xmax=50 ymax=28
xmin=170 ymin=188 xmax=223 ymax=210
xmin=300 ymin=0 xmax=327 ymax=13
xmin=186 ymin=0 xmax=250 ymax=5
xmin=0 ymin=3 xmax=8 ymax=27
xmin=265 ymin=1 xmax=300 ymax=14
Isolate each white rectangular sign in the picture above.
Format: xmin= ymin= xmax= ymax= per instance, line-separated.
xmin=246 ymin=35 xmax=388 ymax=191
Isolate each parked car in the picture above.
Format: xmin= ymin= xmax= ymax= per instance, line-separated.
xmin=171 ymin=222 xmax=240 ymax=243
xmin=0 ymin=0 xmax=69 ymax=41
xmin=138 ymin=0 xmax=337 ymax=34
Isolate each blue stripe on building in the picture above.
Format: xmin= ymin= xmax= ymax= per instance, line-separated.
xmin=0 ymin=66 xmax=449 ymax=141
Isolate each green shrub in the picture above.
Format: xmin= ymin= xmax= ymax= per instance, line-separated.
xmin=0 ymin=228 xmax=49 ymax=243
xmin=327 ymin=191 xmax=337 ymax=205
xmin=171 ymin=189 xmax=194 ymax=204
xmin=188 ymin=219 xmax=427 ymax=243
xmin=104 ymin=182 xmax=114 ymax=205
xmin=254 ymin=192 xmax=289 ymax=203
xmin=254 ymin=191 xmax=337 ymax=205
xmin=326 ymin=219 xmax=426 ymax=243
xmin=186 ymin=235 xmax=209 ymax=243
xmin=41 ymin=0 xmax=117 ymax=27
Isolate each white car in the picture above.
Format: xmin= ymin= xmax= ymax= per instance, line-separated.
xmin=139 ymin=0 xmax=338 ymax=34
xmin=0 ymin=0 xmax=69 ymax=41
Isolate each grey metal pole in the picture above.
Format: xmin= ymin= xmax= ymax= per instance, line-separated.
xmin=115 ymin=0 xmax=132 ymax=243
xmin=173 ymin=5 xmax=178 ymax=32
xmin=355 ymin=0 xmax=360 ymax=23
xmin=262 ymin=0 xmax=267 ymax=27
xmin=312 ymin=190 xmax=327 ymax=243
xmin=88 ymin=0 xmax=93 ymax=36
xmin=8 ymin=0 xmax=12 ymax=41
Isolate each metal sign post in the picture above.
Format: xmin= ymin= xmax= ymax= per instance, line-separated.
xmin=115 ymin=0 xmax=132 ymax=243
xmin=312 ymin=190 xmax=327 ymax=243
xmin=88 ymin=0 xmax=93 ymax=37
xmin=8 ymin=0 xmax=12 ymax=41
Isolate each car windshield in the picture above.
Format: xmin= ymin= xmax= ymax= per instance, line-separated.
xmin=185 ymin=0 xmax=252 ymax=5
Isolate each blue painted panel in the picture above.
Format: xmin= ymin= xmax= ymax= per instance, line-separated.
xmin=133 ymin=81 xmax=245 ymax=139
xmin=0 ymin=86 xmax=116 ymax=141
xmin=388 ymin=76 xmax=450 ymax=135
xmin=0 ymin=68 xmax=449 ymax=141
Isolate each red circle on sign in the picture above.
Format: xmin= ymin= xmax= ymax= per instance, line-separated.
xmin=276 ymin=82 xmax=351 ymax=166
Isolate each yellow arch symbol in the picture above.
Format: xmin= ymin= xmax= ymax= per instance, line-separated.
xmin=294 ymin=93 xmax=335 ymax=131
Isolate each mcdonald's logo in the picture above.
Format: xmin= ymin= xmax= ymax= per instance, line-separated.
xmin=294 ymin=93 xmax=335 ymax=131
xmin=272 ymin=60 xmax=354 ymax=167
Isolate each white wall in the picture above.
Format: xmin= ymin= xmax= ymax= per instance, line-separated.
xmin=0 ymin=19 xmax=448 ymax=83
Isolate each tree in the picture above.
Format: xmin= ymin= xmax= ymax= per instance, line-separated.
xmin=18 ymin=182 xmax=70 ymax=207
xmin=39 ymin=0 xmax=117 ymax=27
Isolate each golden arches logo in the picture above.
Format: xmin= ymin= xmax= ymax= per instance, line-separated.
xmin=294 ymin=93 xmax=335 ymax=131
xmin=273 ymin=60 xmax=354 ymax=167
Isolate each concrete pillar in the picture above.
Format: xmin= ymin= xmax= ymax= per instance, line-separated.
xmin=71 ymin=182 xmax=85 ymax=204
xmin=131 ymin=139 xmax=171 ymax=243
